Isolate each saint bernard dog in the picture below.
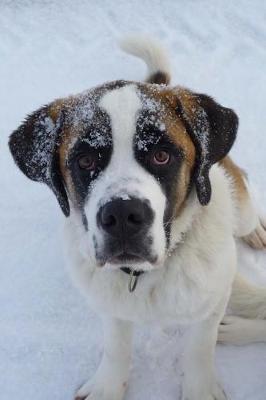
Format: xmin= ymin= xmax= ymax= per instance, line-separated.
xmin=9 ymin=36 xmax=266 ymax=400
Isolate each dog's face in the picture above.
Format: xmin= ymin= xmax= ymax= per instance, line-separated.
xmin=9 ymin=80 xmax=238 ymax=271
xmin=63 ymin=82 xmax=196 ymax=269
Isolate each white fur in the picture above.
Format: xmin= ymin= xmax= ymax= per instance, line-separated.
xmin=60 ymin=61 xmax=266 ymax=400
xmin=76 ymin=318 xmax=133 ymax=400
xmin=120 ymin=34 xmax=171 ymax=81
xmin=228 ymin=175 xmax=259 ymax=238
xmin=229 ymin=273 xmax=266 ymax=319
xmin=62 ymin=82 xmax=266 ymax=400
xmin=65 ymin=164 xmax=238 ymax=400
xmin=81 ymin=85 xmax=167 ymax=271
xmin=182 ymin=296 xmax=229 ymax=400
xmin=66 ymin=166 xmax=236 ymax=321
xmin=243 ymin=216 xmax=266 ymax=249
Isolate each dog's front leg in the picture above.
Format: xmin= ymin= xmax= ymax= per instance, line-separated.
xmin=76 ymin=317 xmax=133 ymax=400
xmin=182 ymin=299 xmax=228 ymax=400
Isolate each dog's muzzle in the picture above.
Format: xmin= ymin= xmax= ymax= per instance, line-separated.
xmin=96 ymin=197 xmax=155 ymax=265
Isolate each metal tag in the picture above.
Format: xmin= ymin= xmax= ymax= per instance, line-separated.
xmin=128 ymin=269 xmax=139 ymax=293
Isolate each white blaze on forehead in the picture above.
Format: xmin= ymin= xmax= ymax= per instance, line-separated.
xmin=97 ymin=85 xmax=142 ymax=202
xmin=99 ymin=84 xmax=141 ymax=156
xmin=83 ymin=84 xmax=167 ymax=267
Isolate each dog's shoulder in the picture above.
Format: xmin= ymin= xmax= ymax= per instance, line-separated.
xmin=170 ymin=162 xmax=236 ymax=251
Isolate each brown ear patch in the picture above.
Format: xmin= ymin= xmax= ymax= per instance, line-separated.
xmin=158 ymin=90 xmax=196 ymax=216
xmin=160 ymin=91 xmax=196 ymax=169
xmin=58 ymin=127 xmax=76 ymax=202
xmin=139 ymin=85 xmax=197 ymax=217
xmin=49 ymin=97 xmax=82 ymax=208
xmin=143 ymin=86 xmax=196 ymax=168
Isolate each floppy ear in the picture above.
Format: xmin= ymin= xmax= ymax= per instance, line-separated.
xmin=9 ymin=103 xmax=70 ymax=216
xmin=176 ymin=92 xmax=238 ymax=205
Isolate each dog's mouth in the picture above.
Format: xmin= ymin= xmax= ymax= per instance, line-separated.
xmin=96 ymin=249 xmax=158 ymax=293
xmin=97 ymin=246 xmax=158 ymax=268
xmin=94 ymin=232 xmax=162 ymax=293
xmin=102 ymin=252 xmax=158 ymax=269
xmin=109 ymin=252 xmax=145 ymax=265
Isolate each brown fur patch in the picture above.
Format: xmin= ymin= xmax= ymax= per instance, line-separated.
xmin=48 ymin=98 xmax=80 ymax=205
xmin=173 ymin=161 xmax=193 ymax=217
xmin=174 ymin=87 xmax=197 ymax=116
xmin=144 ymin=86 xmax=196 ymax=168
xmin=58 ymin=127 xmax=77 ymax=204
xmin=143 ymin=85 xmax=197 ymax=216
xmin=147 ymin=71 xmax=170 ymax=85
xmin=48 ymin=98 xmax=65 ymax=120
xmin=219 ymin=156 xmax=248 ymax=202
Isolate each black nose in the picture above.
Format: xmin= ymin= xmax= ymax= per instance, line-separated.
xmin=98 ymin=198 xmax=153 ymax=238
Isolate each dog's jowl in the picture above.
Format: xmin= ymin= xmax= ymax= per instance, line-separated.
xmin=9 ymin=36 xmax=266 ymax=400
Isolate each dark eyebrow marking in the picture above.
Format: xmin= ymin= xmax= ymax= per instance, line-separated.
xmin=135 ymin=110 xmax=167 ymax=151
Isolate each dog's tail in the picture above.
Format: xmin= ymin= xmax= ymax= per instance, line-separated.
xmin=120 ymin=35 xmax=171 ymax=85
xmin=229 ymin=272 xmax=266 ymax=319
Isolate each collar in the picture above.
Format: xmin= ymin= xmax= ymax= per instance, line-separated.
xmin=120 ymin=267 xmax=144 ymax=292
xmin=120 ymin=267 xmax=144 ymax=277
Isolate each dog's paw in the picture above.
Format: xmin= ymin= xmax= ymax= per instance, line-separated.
xmin=243 ymin=217 xmax=266 ymax=250
xmin=218 ymin=315 xmax=244 ymax=345
xmin=212 ymin=384 xmax=228 ymax=400
xmin=218 ymin=315 xmax=255 ymax=345
xmin=75 ymin=374 xmax=127 ymax=400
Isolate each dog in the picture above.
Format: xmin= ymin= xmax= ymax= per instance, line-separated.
xmin=9 ymin=36 xmax=266 ymax=400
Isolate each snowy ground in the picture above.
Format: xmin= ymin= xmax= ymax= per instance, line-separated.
xmin=1 ymin=1 xmax=266 ymax=399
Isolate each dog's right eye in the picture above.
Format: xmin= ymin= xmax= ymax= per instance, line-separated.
xmin=153 ymin=150 xmax=170 ymax=165
xmin=78 ymin=154 xmax=96 ymax=170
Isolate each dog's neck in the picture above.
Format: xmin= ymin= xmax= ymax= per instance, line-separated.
xmin=167 ymin=188 xmax=202 ymax=255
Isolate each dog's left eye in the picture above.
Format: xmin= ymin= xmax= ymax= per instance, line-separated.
xmin=152 ymin=150 xmax=170 ymax=165
xmin=78 ymin=154 xmax=96 ymax=170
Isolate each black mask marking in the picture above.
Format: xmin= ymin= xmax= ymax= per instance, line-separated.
xmin=67 ymin=108 xmax=113 ymax=213
xmin=134 ymin=110 xmax=184 ymax=247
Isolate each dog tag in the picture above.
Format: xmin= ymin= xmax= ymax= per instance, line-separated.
xmin=128 ymin=269 xmax=139 ymax=293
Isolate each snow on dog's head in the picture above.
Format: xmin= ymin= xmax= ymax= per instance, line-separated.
xmin=62 ymin=82 xmax=196 ymax=270
xmin=9 ymin=79 xmax=238 ymax=271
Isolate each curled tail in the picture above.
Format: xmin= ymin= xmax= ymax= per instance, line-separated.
xmin=119 ymin=35 xmax=171 ymax=85
xmin=230 ymin=272 xmax=266 ymax=319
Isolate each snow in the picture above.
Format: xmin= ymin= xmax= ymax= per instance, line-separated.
xmin=1 ymin=1 xmax=266 ymax=399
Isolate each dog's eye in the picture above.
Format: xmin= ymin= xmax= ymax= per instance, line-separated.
xmin=78 ymin=154 xmax=96 ymax=170
xmin=152 ymin=150 xmax=170 ymax=165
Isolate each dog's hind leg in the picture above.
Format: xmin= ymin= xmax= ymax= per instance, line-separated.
xmin=243 ymin=215 xmax=266 ymax=250
xmin=220 ymin=156 xmax=266 ymax=249
xmin=218 ymin=316 xmax=266 ymax=345
xmin=228 ymin=273 xmax=266 ymax=320
xmin=218 ymin=158 xmax=266 ymax=344
xmin=218 ymin=273 xmax=266 ymax=344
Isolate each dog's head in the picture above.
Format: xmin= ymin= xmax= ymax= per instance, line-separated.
xmin=9 ymin=80 xmax=238 ymax=271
